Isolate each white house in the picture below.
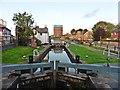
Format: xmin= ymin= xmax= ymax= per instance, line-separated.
xmin=35 ymin=26 xmax=49 ymax=44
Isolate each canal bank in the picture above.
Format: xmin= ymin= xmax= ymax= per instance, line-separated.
xmin=34 ymin=45 xmax=85 ymax=64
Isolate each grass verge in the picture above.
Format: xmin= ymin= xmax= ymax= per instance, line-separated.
xmin=68 ymin=45 xmax=119 ymax=64
xmin=2 ymin=46 xmax=44 ymax=64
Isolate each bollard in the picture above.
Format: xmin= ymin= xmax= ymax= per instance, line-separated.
xmin=76 ymin=55 xmax=80 ymax=63
xmin=77 ymin=69 xmax=80 ymax=74
xmin=29 ymin=55 xmax=33 ymax=64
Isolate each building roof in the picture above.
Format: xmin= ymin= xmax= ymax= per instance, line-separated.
xmin=0 ymin=26 xmax=11 ymax=32
xmin=54 ymin=25 xmax=63 ymax=28
xmin=35 ymin=27 xmax=48 ymax=33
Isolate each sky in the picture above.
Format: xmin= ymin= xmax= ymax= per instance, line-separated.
xmin=0 ymin=0 xmax=119 ymax=35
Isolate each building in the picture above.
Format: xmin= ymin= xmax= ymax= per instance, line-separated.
xmin=0 ymin=27 xmax=12 ymax=46
xmin=35 ymin=26 xmax=49 ymax=44
xmin=0 ymin=19 xmax=12 ymax=46
xmin=54 ymin=25 xmax=63 ymax=37
xmin=0 ymin=19 xmax=7 ymax=27
xmin=69 ymin=29 xmax=93 ymax=43
xmin=111 ymin=28 xmax=120 ymax=40
xmin=60 ymin=33 xmax=71 ymax=40
xmin=83 ymin=31 xmax=93 ymax=42
xmin=76 ymin=30 xmax=83 ymax=41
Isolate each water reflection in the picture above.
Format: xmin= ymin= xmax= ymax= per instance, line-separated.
xmin=35 ymin=48 xmax=75 ymax=74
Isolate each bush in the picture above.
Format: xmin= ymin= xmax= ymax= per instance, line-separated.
xmin=36 ymin=39 xmax=41 ymax=46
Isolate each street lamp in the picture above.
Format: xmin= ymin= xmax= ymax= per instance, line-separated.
xmin=118 ymin=26 xmax=120 ymax=59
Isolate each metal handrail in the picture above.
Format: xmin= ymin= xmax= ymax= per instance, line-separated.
xmin=2 ymin=61 xmax=54 ymax=74
xmin=57 ymin=62 xmax=120 ymax=73
xmin=2 ymin=61 xmax=119 ymax=74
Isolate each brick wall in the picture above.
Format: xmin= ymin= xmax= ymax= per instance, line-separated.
xmin=54 ymin=27 xmax=63 ymax=36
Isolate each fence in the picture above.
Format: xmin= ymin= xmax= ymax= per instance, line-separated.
xmin=1 ymin=43 xmax=16 ymax=51
xmin=103 ymin=49 xmax=120 ymax=59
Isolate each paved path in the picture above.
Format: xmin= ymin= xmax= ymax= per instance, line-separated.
xmin=82 ymin=45 xmax=102 ymax=53
xmin=91 ymin=72 xmax=119 ymax=89
xmin=73 ymin=43 xmax=119 ymax=59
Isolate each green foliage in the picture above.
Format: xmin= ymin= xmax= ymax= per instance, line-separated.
xmin=70 ymin=28 xmax=88 ymax=36
xmin=68 ymin=45 xmax=118 ymax=64
xmin=36 ymin=39 xmax=41 ymax=46
xmin=70 ymin=28 xmax=76 ymax=35
xmin=92 ymin=21 xmax=116 ymax=40
xmin=76 ymin=28 xmax=83 ymax=32
xmin=12 ymin=12 xmax=34 ymax=46
xmin=2 ymin=46 xmax=44 ymax=64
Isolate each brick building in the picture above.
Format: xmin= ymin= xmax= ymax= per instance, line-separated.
xmin=111 ymin=28 xmax=120 ymax=40
xmin=83 ymin=31 xmax=93 ymax=41
xmin=54 ymin=25 xmax=63 ymax=37
xmin=0 ymin=19 xmax=13 ymax=46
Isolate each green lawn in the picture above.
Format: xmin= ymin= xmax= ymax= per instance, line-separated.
xmin=68 ymin=45 xmax=119 ymax=64
xmin=2 ymin=46 xmax=44 ymax=64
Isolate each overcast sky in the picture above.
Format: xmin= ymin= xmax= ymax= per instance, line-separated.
xmin=0 ymin=0 xmax=119 ymax=35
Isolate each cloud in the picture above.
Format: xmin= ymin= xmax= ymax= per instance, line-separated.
xmin=83 ymin=8 xmax=100 ymax=18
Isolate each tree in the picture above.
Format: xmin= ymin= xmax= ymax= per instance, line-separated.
xmin=92 ymin=21 xmax=116 ymax=40
xmin=76 ymin=28 xmax=83 ymax=34
xmin=13 ymin=12 xmax=34 ymax=46
xmin=70 ymin=28 xmax=76 ymax=35
xmin=93 ymin=27 xmax=106 ymax=41
xmin=83 ymin=29 xmax=88 ymax=33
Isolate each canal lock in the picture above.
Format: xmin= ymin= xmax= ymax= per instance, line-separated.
xmin=15 ymin=45 xmax=97 ymax=90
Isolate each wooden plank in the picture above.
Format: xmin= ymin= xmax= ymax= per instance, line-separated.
xmin=62 ymin=74 xmax=86 ymax=81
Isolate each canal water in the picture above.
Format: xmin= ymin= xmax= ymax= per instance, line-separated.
xmin=34 ymin=47 xmax=75 ymax=74
xmin=48 ymin=49 xmax=71 ymax=63
xmin=47 ymin=48 xmax=75 ymax=72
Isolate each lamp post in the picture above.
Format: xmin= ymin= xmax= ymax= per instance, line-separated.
xmin=118 ymin=27 xmax=120 ymax=59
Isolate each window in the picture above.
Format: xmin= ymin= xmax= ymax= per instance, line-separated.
xmin=114 ymin=33 xmax=117 ymax=35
